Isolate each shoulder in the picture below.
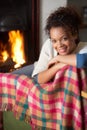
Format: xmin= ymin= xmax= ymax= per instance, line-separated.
xmin=41 ymin=38 xmax=57 ymax=57
xmin=79 ymin=41 xmax=87 ymax=46
xmin=41 ymin=38 xmax=52 ymax=53
xmin=42 ymin=38 xmax=51 ymax=49
xmin=75 ymin=41 xmax=87 ymax=53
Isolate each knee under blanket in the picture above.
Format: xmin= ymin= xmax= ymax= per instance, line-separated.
xmin=0 ymin=65 xmax=87 ymax=130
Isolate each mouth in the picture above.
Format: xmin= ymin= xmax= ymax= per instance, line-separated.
xmin=58 ymin=46 xmax=67 ymax=54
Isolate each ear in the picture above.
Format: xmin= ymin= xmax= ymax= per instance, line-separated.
xmin=74 ymin=34 xmax=79 ymax=44
xmin=74 ymin=33 xmax=78 ymax=39
xmin=73 ymin=34 xmax=78 ymax=41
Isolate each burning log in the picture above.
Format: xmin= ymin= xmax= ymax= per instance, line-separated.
xmin=0 ymin=58 xmax=16 ymax=72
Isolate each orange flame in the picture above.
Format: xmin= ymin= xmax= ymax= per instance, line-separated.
xmin=2 ymin=51 xmax=9 ymax=61
xmin=8 ymin=30 xmax=26 ymax=68
xmin=0 ymin=42 xmax=9 ymax=62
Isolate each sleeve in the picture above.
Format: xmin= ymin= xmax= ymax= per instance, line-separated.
xmin=76 ymin=53 xmax=87 ymax=68
xmin=32 ymin=39 xmax=52 ymax=77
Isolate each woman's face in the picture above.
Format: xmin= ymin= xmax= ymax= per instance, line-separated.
xmin=50 ymin=27 xmax=77 ymax=55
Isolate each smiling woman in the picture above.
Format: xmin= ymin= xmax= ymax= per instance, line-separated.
xmin=32 ymin=6 xmax=84 ymax=84
xmin=0 ymin=5 xmax=87 ymax=130
xmin=11 ymin=6 xmax=87 ymax=84
xmin=50 ymin=27 xmax=77 ymax=55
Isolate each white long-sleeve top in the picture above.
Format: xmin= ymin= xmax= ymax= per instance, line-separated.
xmin=32 ymin=38 xmax=87 ymax=77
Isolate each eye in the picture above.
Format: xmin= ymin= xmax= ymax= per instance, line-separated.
xmin=61 ymin=36 xmax=69 ymax=42
xmin=63 ymin=36 xmax=68 ymax=41
xmin=51 ymin=39 xmax=56 ymax=44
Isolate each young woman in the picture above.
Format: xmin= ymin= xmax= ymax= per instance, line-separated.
xmin=12 ymin=6 xmax=87 ymax=83
xmin=32 ymin=6 xmax=87 ymax=84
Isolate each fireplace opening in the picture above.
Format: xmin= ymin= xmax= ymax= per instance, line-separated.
xmin=0 ymin=30 xmax=28 ymax=72
xmin=0 ymin=1 xmax=39 ymax=130
xmin=0 ymin=0 xmax=39 ymax=72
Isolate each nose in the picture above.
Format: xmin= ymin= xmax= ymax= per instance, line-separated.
xmin=56 ymin=40 xmax=63 ymax=47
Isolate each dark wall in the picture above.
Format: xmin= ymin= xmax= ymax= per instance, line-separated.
xmin=0 ymin=0 xmax=32 ymax=31
xmin=0 ymin=0 xmax=39 ymax=63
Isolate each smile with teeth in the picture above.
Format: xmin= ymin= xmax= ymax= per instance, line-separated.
xmin=59 ymin=46 xmax=67 ymax=53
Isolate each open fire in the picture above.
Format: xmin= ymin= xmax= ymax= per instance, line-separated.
xmin=0 ymin=30 xmax=26 ymax=72
xmin=8 ymin=30 xmax=26 ymax=68
xmin=0 ymin=1 xmax=39 ymax=129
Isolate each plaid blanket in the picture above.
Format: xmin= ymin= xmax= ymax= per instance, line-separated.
xmin=0 ymin=65 xmax=87 ymax=130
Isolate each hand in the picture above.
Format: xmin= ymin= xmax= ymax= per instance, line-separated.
xmin=55 ymin=62 xmax=67 ymax=70
xmin=48 ymin=56 xmax=59 ymax=68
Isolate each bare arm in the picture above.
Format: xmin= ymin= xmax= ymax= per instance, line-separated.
xmin=38 ymin=54 xmax=76 ymax=84
xmin=37 ymin=53 xmax=87 ymax=84
xmin=38 ymin=62 xmax=66 ymax=84
xmin=48 ymin=54 xmax=76 ymax=68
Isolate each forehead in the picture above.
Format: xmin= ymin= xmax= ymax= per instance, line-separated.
xmin=50 ymin=27 xmax=71 ymax=38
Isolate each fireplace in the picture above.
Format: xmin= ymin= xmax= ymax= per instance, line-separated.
xmin=0 ymin=0 xmax=39 ymax=72
xmin=0 ymin=1 xmax=39 ymax=129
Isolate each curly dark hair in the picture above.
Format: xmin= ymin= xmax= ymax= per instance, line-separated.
xmin=45 ymin=6 xmax=83 ymax=44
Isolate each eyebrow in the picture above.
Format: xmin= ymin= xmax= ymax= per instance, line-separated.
xmin=50 ymin=34 xmax=69 ymax=40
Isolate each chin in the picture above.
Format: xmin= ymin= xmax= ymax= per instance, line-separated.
xmin=59 ymin=51 xmax=68 ymax=55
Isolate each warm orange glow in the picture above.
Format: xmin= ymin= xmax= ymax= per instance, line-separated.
xmin=8 ymin=30 xmax=26 ymax=68
xmin=0 ymin=42 xmax=9 ymax=62
xmin=2 ymin=51 xmax=9 ymax=61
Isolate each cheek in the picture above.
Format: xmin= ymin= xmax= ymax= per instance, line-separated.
xmin=65 ymin=40 xmax=71 ymax=46
xmin=66 ymin=41 xmax=73 ymax=49
xmin=68 ymin=41 xmax=76 ymax=52
xmin=52 ymin=44 xmax=56 ymax=50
